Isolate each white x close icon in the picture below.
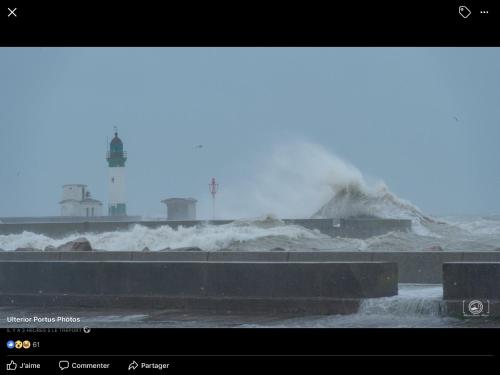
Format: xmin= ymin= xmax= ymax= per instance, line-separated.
xmin=8 ymin=8 xmax=17 ymax=17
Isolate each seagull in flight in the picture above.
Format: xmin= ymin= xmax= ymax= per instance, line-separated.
xmin=195 ymin=144 xmax=203 ymax=149
xmin=453 ymin=116 xmax=459 ymax=122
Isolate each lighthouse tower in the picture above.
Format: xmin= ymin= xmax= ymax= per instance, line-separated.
xmin=106 ymin=131 xmax=127 ymax=216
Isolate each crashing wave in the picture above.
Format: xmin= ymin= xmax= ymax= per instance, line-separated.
xmin=313 ymin=181 xmax=434 ymax=222
xmin=311 ymin=179 xmax=441 ymax=237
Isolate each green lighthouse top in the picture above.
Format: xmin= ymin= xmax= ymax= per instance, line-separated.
xmin=106 ymin=132 xmax=127 ymax=167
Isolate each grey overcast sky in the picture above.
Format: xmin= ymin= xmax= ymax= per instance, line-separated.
xmin=0 ymin=48 xmax=499 ymax=218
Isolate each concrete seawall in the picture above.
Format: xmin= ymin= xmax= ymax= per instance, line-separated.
xmin=0 ymin=218 xmax=411 ymax=239
xmin=443 ymin=262 xmax=500 ymax=318
xmin=329 ymin=218 xmax=412 ymax=238
xmin=0 ymin=261 xmax=397 ymax=314
xmin=443 ymin=262 xmax=500 ymax=299
xmin=2 ymin=251 xmax=499 ymax=283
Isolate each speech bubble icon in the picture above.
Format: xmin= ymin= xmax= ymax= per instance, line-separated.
xmin=59 ymin=360 xmax=70 ymax=370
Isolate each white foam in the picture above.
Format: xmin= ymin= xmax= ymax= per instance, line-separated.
xmin=0 ymin=232 xmax=58 ymax=250
xmin=0 ymin=217 xmax=329 ymax=252
xmin=449 ymin=217 xmax=500 ymax=236
xmin=359 ymin=284 xmax=443 ymax=316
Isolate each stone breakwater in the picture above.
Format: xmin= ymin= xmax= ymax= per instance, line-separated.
xmin=0 ymin=218 xmax=412 ymax=239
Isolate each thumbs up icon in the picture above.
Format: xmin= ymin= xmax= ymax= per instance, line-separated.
xmin=6 ymin=360 xmax=18 ymax=371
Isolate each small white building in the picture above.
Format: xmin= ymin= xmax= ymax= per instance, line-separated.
xmin=161 ymin=198 xmax=197 ymax=220
xmin=60 ymin=184 xmax=103 ymax=217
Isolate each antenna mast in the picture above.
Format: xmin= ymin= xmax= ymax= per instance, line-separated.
xmin=209 ymin=177 xmax=219 ymax=220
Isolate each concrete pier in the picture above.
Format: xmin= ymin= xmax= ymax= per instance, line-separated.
xmin=2 ymin=251 xmax=500 ymax=283
xmin=0 ymin=261 xmax=397 ymax=314
xmin=443 ymin=262 xmax=500 ymax=318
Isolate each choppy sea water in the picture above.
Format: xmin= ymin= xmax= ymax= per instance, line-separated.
xmin=0 ymin=214 xmax=499 ymax=252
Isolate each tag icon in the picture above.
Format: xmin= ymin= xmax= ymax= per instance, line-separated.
xmin=459 ymin=6 xmax=471 ymax=19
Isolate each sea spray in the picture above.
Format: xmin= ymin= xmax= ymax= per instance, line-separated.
xmin=218 ymin=141 xmax=365 ymax=219
xmin=219 ymin=141 xmax=435 ymax=235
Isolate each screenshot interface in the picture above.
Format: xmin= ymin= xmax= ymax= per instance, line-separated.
xmin=1 ymin=1 xmax=500 ymax=371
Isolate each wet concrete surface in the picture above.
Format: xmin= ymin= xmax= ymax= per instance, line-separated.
xmin=1 ymin=285 xmax=499 ymax=328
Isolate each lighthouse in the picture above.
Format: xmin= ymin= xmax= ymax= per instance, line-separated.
xmin=106 ymin=131 xmax=127 ymax=216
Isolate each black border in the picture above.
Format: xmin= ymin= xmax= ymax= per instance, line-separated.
xmin=0 ymin=1 xmax=499 ymax=46
xmin=2 ymin=328 xmax=500 ymax=357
